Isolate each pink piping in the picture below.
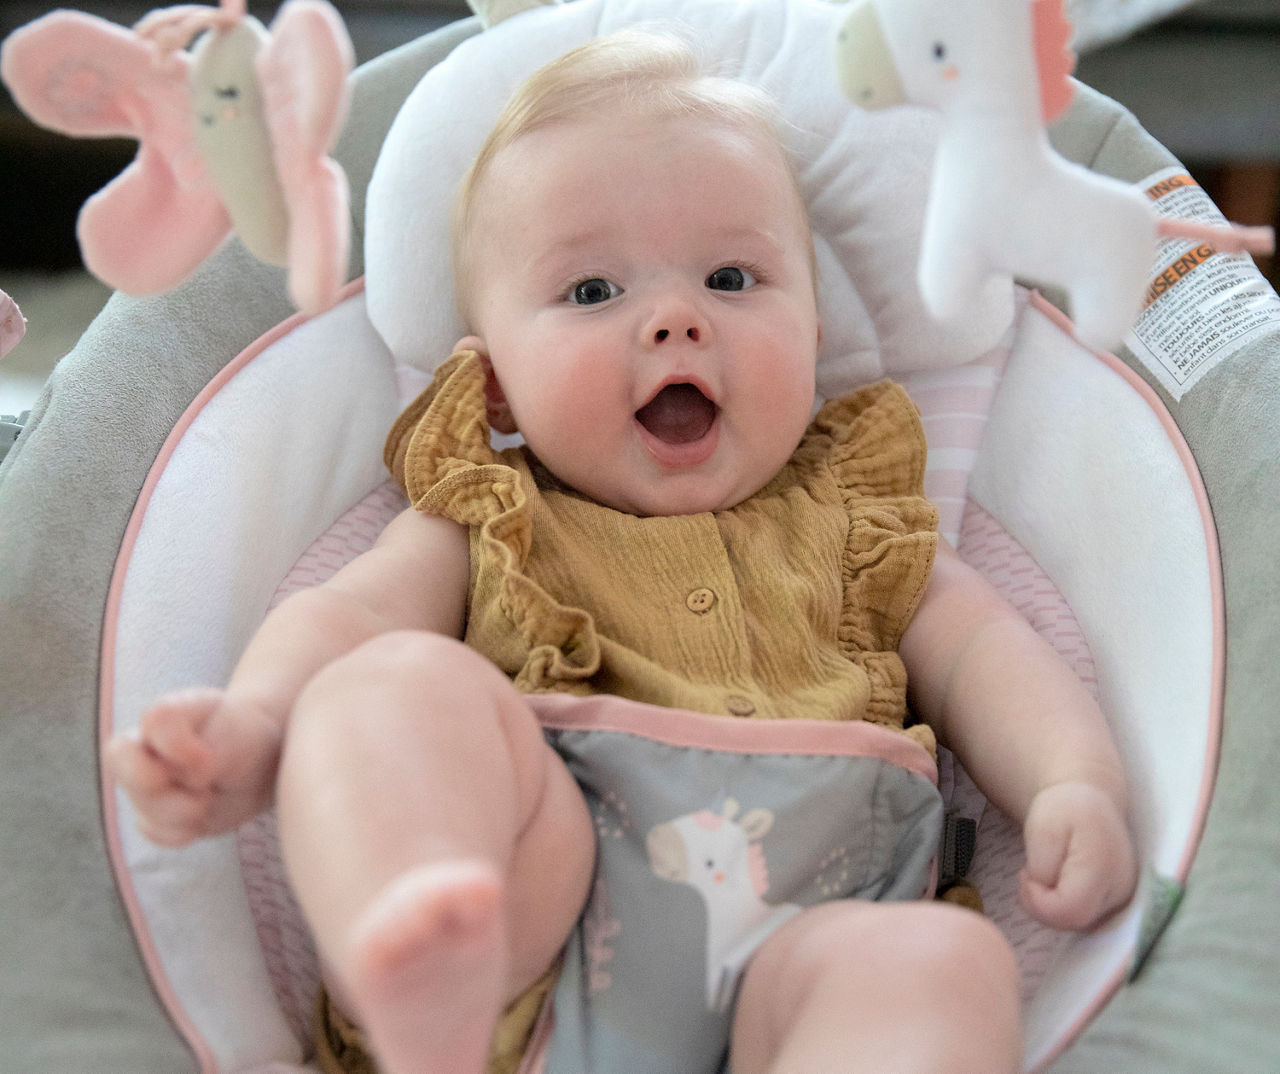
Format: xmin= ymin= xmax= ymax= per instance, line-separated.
xmin=1025 ymin=291 xmax=1226 ymax=1072
xmin=97 ymin=280 xmax=366 ymax=1073
xmin=529 ymin=692 xmax=940 ymax=784
xmin=1027 ymin=291 xmax=1225 ymax=882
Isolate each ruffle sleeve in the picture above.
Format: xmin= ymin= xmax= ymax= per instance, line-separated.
xmin=382 ymin=352 xmax=601 ymax=692
xmin=814 ymin=379 xmax=939 ymax=660
xmin=385 ymin=351 xmax=503 ymax=511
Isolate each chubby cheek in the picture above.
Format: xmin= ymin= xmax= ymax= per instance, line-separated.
xmin=541 ymin=359 xmax=630 ymax=436
xmin=762 ymin=375 xmax=817 ymax=463
xmin=748 ymin=350 xmax=816 ymax=433
xmin=508 ymin=355 xmax=632 ymax=465
xmin=756 ymin=400 xmax=815 ymax=480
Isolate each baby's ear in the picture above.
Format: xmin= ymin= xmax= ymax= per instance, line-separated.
xmin=483 ymin=371 xmax=518 ymax=435
xmin=455 ymin=337 xmax=517 ymax=435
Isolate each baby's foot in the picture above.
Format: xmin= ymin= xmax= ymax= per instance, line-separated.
xmin=345 ymin=861 xmax=506 ymax=1074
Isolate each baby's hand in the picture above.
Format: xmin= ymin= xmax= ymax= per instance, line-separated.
xmin=1019 ymin=781 xmax=1137 ymax=932
xmin=105 ymin=688 xmax=282 ymax=848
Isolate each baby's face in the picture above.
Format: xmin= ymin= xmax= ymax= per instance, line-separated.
xmin=461 ymin=110 xmax=820 ymax=516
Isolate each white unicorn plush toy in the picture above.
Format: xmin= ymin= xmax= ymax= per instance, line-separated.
xmin=835 ymin=0 xmax=1274 ymax=351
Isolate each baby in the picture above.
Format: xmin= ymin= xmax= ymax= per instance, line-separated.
xmin=108 ymin=30 xmax=1136 ymax=1074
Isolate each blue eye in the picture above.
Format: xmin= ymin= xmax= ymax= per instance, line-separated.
xmin=570 ymin=278 xmax=621 ymax=305
xmin=706 ymin=266 xmax=756 ymax=291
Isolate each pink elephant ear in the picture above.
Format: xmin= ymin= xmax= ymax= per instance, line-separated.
xmin=1 ymin=9 xmax=231 ymax=295
xmin=280 ymin=156 xmax=350 ymax=316
xmin=79 ymin=149 xmax=231 ymax=295
xmin=258 ymin=0 xmax=354 ymax=313
xmin=259 ymin=0 xmax=353 ymax=158
xmin=1 ymin=11 xmax=193 ymax=152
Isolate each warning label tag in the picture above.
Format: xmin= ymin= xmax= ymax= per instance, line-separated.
xmin=1123 ymin=166 xmax=1280 ymax=401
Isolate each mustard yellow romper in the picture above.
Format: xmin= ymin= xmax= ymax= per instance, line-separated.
xmin=319 ymin=351 xmax=943 ymax=1074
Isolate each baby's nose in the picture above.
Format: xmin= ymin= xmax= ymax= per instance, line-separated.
xmin=654 ymin=326 xmax=701 ymax=343
xmin=644 ymin=287 xmax=710 ymax=348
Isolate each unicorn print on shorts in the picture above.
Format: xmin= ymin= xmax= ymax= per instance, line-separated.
xmin=646 ymin=798 xmax=801 ymax=1012
xmin=834 ymin=0 xmax=1274 ymax=351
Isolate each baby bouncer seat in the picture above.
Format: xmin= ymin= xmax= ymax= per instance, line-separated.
xmin=1 ymin=0 xmax=1277 ymax=1070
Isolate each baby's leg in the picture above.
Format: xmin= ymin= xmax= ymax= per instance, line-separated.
xmin=274 ymin=631 xmax=594 ymax=1074
xmin=731 ymin=900 xmax=1021 ymax=1074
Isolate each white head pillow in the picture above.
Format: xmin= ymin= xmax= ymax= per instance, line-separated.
xmin=365 ymin=0 xmax=1014 ymax=400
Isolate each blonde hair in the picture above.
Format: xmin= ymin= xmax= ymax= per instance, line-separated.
xmin=452 ymin=29 xmax=807 ymax=325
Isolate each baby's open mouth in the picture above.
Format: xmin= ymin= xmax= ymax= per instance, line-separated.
xmin=635 ymin=383 xmax=718 ymax=445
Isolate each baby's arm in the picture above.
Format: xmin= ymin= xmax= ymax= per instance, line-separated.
xmin=107 ymin=507 xmax=469 ymax=847
xmin=899 ymin=542 xmax=1136 ymax=931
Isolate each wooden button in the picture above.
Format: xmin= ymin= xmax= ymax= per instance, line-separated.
xmin=725 ymin=694 xmax=756 ymax=716
xmin=686 ymin=587 xmax=717 ymax=614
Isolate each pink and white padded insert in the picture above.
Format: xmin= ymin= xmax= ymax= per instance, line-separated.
xmin=100 ymin=283 xmax=1221 ymax=1072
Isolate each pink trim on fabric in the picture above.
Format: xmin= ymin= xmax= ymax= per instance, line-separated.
xmin=1028 ymin=290 xmax=1224 ymax=882
xmin=1029 ymin=962 xmax=1132 ymax=1074
xmin=529 ymin=693 xmax=939 ymax=785
xmin=97 ymin=279 xmax=367 ymax=1073
xmin=1024 ymin=291 xmax=1227 ymax=1072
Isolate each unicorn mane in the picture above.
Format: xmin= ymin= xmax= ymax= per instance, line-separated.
xmin=1032 ymin=0 xmax=1076 ymax=124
